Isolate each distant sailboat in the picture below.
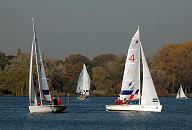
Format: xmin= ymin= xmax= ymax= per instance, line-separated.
xmin=105 ymin=27 xmax=162 ymax=112
xmin=29 ymin=18 xmax=67 ymax=113
xmin=176 ymin=85 xmax=188 ymax=99
xmin=76 ymin=64 xmax=91 ymax=100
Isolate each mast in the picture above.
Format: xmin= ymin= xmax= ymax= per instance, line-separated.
xmin=138 ymin=26 xmax=141 ymax=105
xmin=179 ymin=86 xmax=181 ymax=97
xmin=32 ymin=17 xmax=43 ymax=104
xmin=32 ymin=18 xmax=52 ymax=104
xmin=29 ymin=31 xmax=35 ymax=106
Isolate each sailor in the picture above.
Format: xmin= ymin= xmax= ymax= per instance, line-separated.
xmin=57 ymin=97 xmax=62 ymax=105
xmin=37 ymin=101 xmax=41 ymax=106
xmin=123 ymin=98 xmax=127 ymax=104
xmin=52 ymin=96 xmax=58 ymax=105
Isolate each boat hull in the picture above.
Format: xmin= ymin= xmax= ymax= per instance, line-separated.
xmin=77 ymin=97 xmax=85 ymax=100
xmin=105 ymin=104 xmax=162 ymax=112
xmin=29 ymin=105 xmax=67 ymax=113
xmin=52 ymin=105 xmax=67 ymax=113
xmin=77 ymin=96 xmax=87 ymax=101
xmin=176 ymin=97 xmax=188 ymax=99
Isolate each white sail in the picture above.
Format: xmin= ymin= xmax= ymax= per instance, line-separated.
xmin=76 ymin=69 xmax=83 ymax=93
xmin=29 ymin=35 xmax=37 ymax=106
xmin=176 ymin=85 xmax=187 ymax=98
xmin=76 ymin=64 xmax=90 ymax=96
xmin=120 ymin=27 xmax=141 ymax=100
xmin=82 ymin=64 xmax=91 ymax=96
xmin=32 ymin=18 xmax=52 ymax=102
xmin=141 ymin=46 xmax=160 ymax=106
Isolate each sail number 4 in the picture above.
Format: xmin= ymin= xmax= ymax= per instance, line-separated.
xmin=129 ymin=54 xmax=135 ymax=62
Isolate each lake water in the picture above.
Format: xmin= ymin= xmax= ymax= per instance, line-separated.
xmin=0 ymin=96 xmax=191 ymax=130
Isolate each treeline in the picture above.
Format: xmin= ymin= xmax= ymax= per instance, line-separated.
xmin=150 ymin=41 xmax=192 ymax=96
xmin=0 ymin=41 xmax=192 ymax=96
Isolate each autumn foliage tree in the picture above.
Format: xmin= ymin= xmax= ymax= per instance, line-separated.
xmin=0 ymin=41 xmax=192 ymax=96
xmin=150 ymin=41 xmax=192 ymax=95
xmin=63 ymin=54 xmax=92 ymax=94
xmin=92 ymin=67 xmax=113 ymax=95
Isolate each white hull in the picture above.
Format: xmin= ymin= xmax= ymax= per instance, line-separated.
xmin=77 ymin=96 xmax=86 ymax=101
xmin=29 ymin=105 xmax=52 ymax=113
xmin=29 ymin=105 xmax=67 ymax=113
xmin=105 ymin=104 xmax=162 ymax=112
xmin=176 ymin=97 xmax=188 ymax=99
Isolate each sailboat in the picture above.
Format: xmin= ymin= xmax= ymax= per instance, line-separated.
xmin=176 ymin=85 xmax=188 ymax=99
xmin=105 ymin=27 xmax=162 ymax=112
xmin=29 ymin=18 xmax=67 ymax=113
xmin=76 ymin=64 xmax=91 ymax=100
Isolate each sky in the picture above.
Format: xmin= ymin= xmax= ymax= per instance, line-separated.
xmin=0 ymin=0 xmax=191 ymax=59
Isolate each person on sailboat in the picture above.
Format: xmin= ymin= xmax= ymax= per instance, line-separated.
xmin=37 ymin=101 xmax=41 ymax=106
xmin=123 ymin=98 xmax=128 ymax=104
xmin=115 ymin=97 xmax=121 ymax=105
xmin=57 ymin=97 xmax=62 ymax=105
xmin=53 ymin=96 xmax=58 ymax=105
xmin=83 ymin=90 xmax=87 ymax=95
xmin=115 ymin=97 xmax=127 ymax=105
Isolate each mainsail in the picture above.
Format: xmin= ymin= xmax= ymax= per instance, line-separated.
xmin=141 ymin=45 xmax=160 ymax=105
xmin=76 ymin=64 xmax=90 ymax=96
xmin=120 ymin=27 xmax=141 ymax=100
xmin=32 ymin=18 xmax=52 ymax=102
xmin=29 ymin=35 xmax=37 ymax=106
xmin=76 ymin=68 xmax=83 ymax=93
xmin=176 ymin=85 xmax=187 ymax=98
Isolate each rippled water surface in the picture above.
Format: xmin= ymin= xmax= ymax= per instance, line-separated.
xmin=0 ymin=96 xmax=191 ymax=130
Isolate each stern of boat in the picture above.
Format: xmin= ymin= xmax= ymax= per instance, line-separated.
xmin=52 ymin=105 xmax=67 ymax=113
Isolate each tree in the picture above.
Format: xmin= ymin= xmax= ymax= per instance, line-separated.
xmin=5 ymin=53 xmax=30 ymax=96
xmin=0 ymin=52 xmax=9 ymax=70
xmin=92 ymin=67 xmax=113 ymax=95
xmin=150 ymin=41 xmax=192 ymax=95
xmin=92 ymin=54 xmax=125 ymax=91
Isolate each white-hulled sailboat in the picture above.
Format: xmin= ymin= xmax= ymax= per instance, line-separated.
xmin=105 ymin=27 xmax=162 ymax=112
xmin=29 ymin=18 xmax=67 ymax=113
xmin=76 ymin=64 xmax=91 ymax=100
xmin=176 ymin=85 xmax=188 ymax=99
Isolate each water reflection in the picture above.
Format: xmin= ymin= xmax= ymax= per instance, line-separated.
xmin=118 ymin=111 xmax=152 ymax=119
